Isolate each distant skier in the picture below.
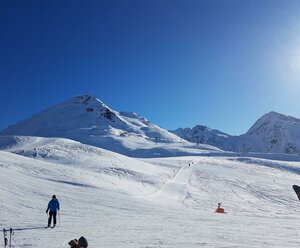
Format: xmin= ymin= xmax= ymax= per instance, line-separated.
xmin=215 ymin=203 xmax=225 ymax=214
xmin=46 ymin=195 xmax=60 ymax=228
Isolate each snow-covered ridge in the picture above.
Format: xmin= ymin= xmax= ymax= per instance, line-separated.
xmin=0 ymin=95 xmax=219 ymax=157
xmin=2 ymin=95 xmax=300 ymax=155
xmin=172 ymin=125 xmax=230 ymax=146
xmin=0 ymin=136 xmax=163 ymax=183
xmin=1 ymin=95 xmax=178 ymax=141
xmin=172 ymin=111 xmax=300 ymax=155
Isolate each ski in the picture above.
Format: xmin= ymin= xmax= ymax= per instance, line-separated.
xmin=45 ymin=226 xmax=56 ymax=229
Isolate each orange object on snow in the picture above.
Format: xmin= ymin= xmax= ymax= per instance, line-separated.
xmin=215 ymin=203 xmax=225 ymax=214
xmin=215 ymin=207 xmax=225 ymax=213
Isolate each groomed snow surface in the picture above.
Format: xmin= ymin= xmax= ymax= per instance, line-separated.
xmin=1 ymin=136 xmax=300 ymax=247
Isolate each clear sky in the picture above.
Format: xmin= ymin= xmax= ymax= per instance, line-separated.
xmin=1 ymin=0 xmax=300 ymax=135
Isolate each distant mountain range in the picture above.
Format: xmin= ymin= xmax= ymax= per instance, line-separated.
xmin=1 ymin=95 xmax=300 ymax=156
xmin=171 ymin=111 xmax=300 ymax=155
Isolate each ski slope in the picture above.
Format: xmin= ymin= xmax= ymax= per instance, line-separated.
xmin=1 ymin=137 xmax=300 ymax=247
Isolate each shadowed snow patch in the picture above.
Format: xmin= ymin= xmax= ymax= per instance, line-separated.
xmin=46 ymin=179 xmax=96 ymax=188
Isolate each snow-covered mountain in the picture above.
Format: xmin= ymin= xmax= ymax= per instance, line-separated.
xmin=172 ymin=111 xmax=300 ymax=155
xmin=0 ymin=95 xmax=219 ymax=157
xmin=237 ymin=111 xmax=300 ymax=154
xmin=2 ymin=94 xmax=299 ymax=155
xmin=172 ymin=125 xmax=233 ymax=149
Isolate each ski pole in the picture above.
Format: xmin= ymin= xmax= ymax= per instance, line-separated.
xmin=3 ymin=228 xmax=8 ymax=248
xmin=47 ymin=211 xmax=49 ymax=227
xmin=58 ymin=211 xmax=61 ymax=226
xmin=9 ymin=228 xmax=13 ymax=248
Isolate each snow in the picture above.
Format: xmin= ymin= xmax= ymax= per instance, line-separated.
xmin=1 ymin=136 xmax=300 ymax=247
xmin=2 ymin=96 xmax=300 ymax=247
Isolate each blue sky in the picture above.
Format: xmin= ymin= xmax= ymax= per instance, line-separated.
xmin=1 ymin=0 xmax=300 ymax=135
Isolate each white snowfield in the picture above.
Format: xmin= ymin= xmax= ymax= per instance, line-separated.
xmin=1 ymin=136 xmax=300 ymax=247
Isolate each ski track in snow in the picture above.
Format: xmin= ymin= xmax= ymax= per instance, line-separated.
xmin=1 ymin=138 xmax=300 ymax=247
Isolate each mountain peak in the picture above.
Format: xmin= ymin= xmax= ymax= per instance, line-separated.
xmin=67 ymin=95 xmax=104 ymax=106
xmin=247 ymin=111 xmax=300 ymax=136
xmin=260 ymin=111 xmax=299 ymax=122
xmin=0 ymin=95 xmax=184 ymax=156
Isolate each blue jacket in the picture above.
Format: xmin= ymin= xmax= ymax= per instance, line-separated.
xmin=46 ymin=199 xmax=60 ymax=212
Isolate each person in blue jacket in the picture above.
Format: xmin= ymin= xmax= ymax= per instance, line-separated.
xmin=46 ymin=195 xmax=60 ymax=227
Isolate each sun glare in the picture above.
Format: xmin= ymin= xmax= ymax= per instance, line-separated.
xmin=276 ymin=46 xmax=300 ymax=90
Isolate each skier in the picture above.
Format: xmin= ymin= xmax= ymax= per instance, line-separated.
xmin=215 ymin=203 xmax=225 ymax=214
xmin=46 ymin=195 xmax=60 ymax=228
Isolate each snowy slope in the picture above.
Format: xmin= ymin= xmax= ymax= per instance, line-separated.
xmin=0 ymin=136 xmax=169 ymax=189
xmin=0 ymin=135 xmax=222 ymax=159
xmin=1 ymin=138 xmax=300 ymax=247
xmin=0 ymin=95 xmax=220 ymax=157
xmin=173 ymin=111 xmax=300 ymax=155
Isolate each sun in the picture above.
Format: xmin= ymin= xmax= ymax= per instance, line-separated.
xmin=276 ymin=46 xmax=300 ymax=90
